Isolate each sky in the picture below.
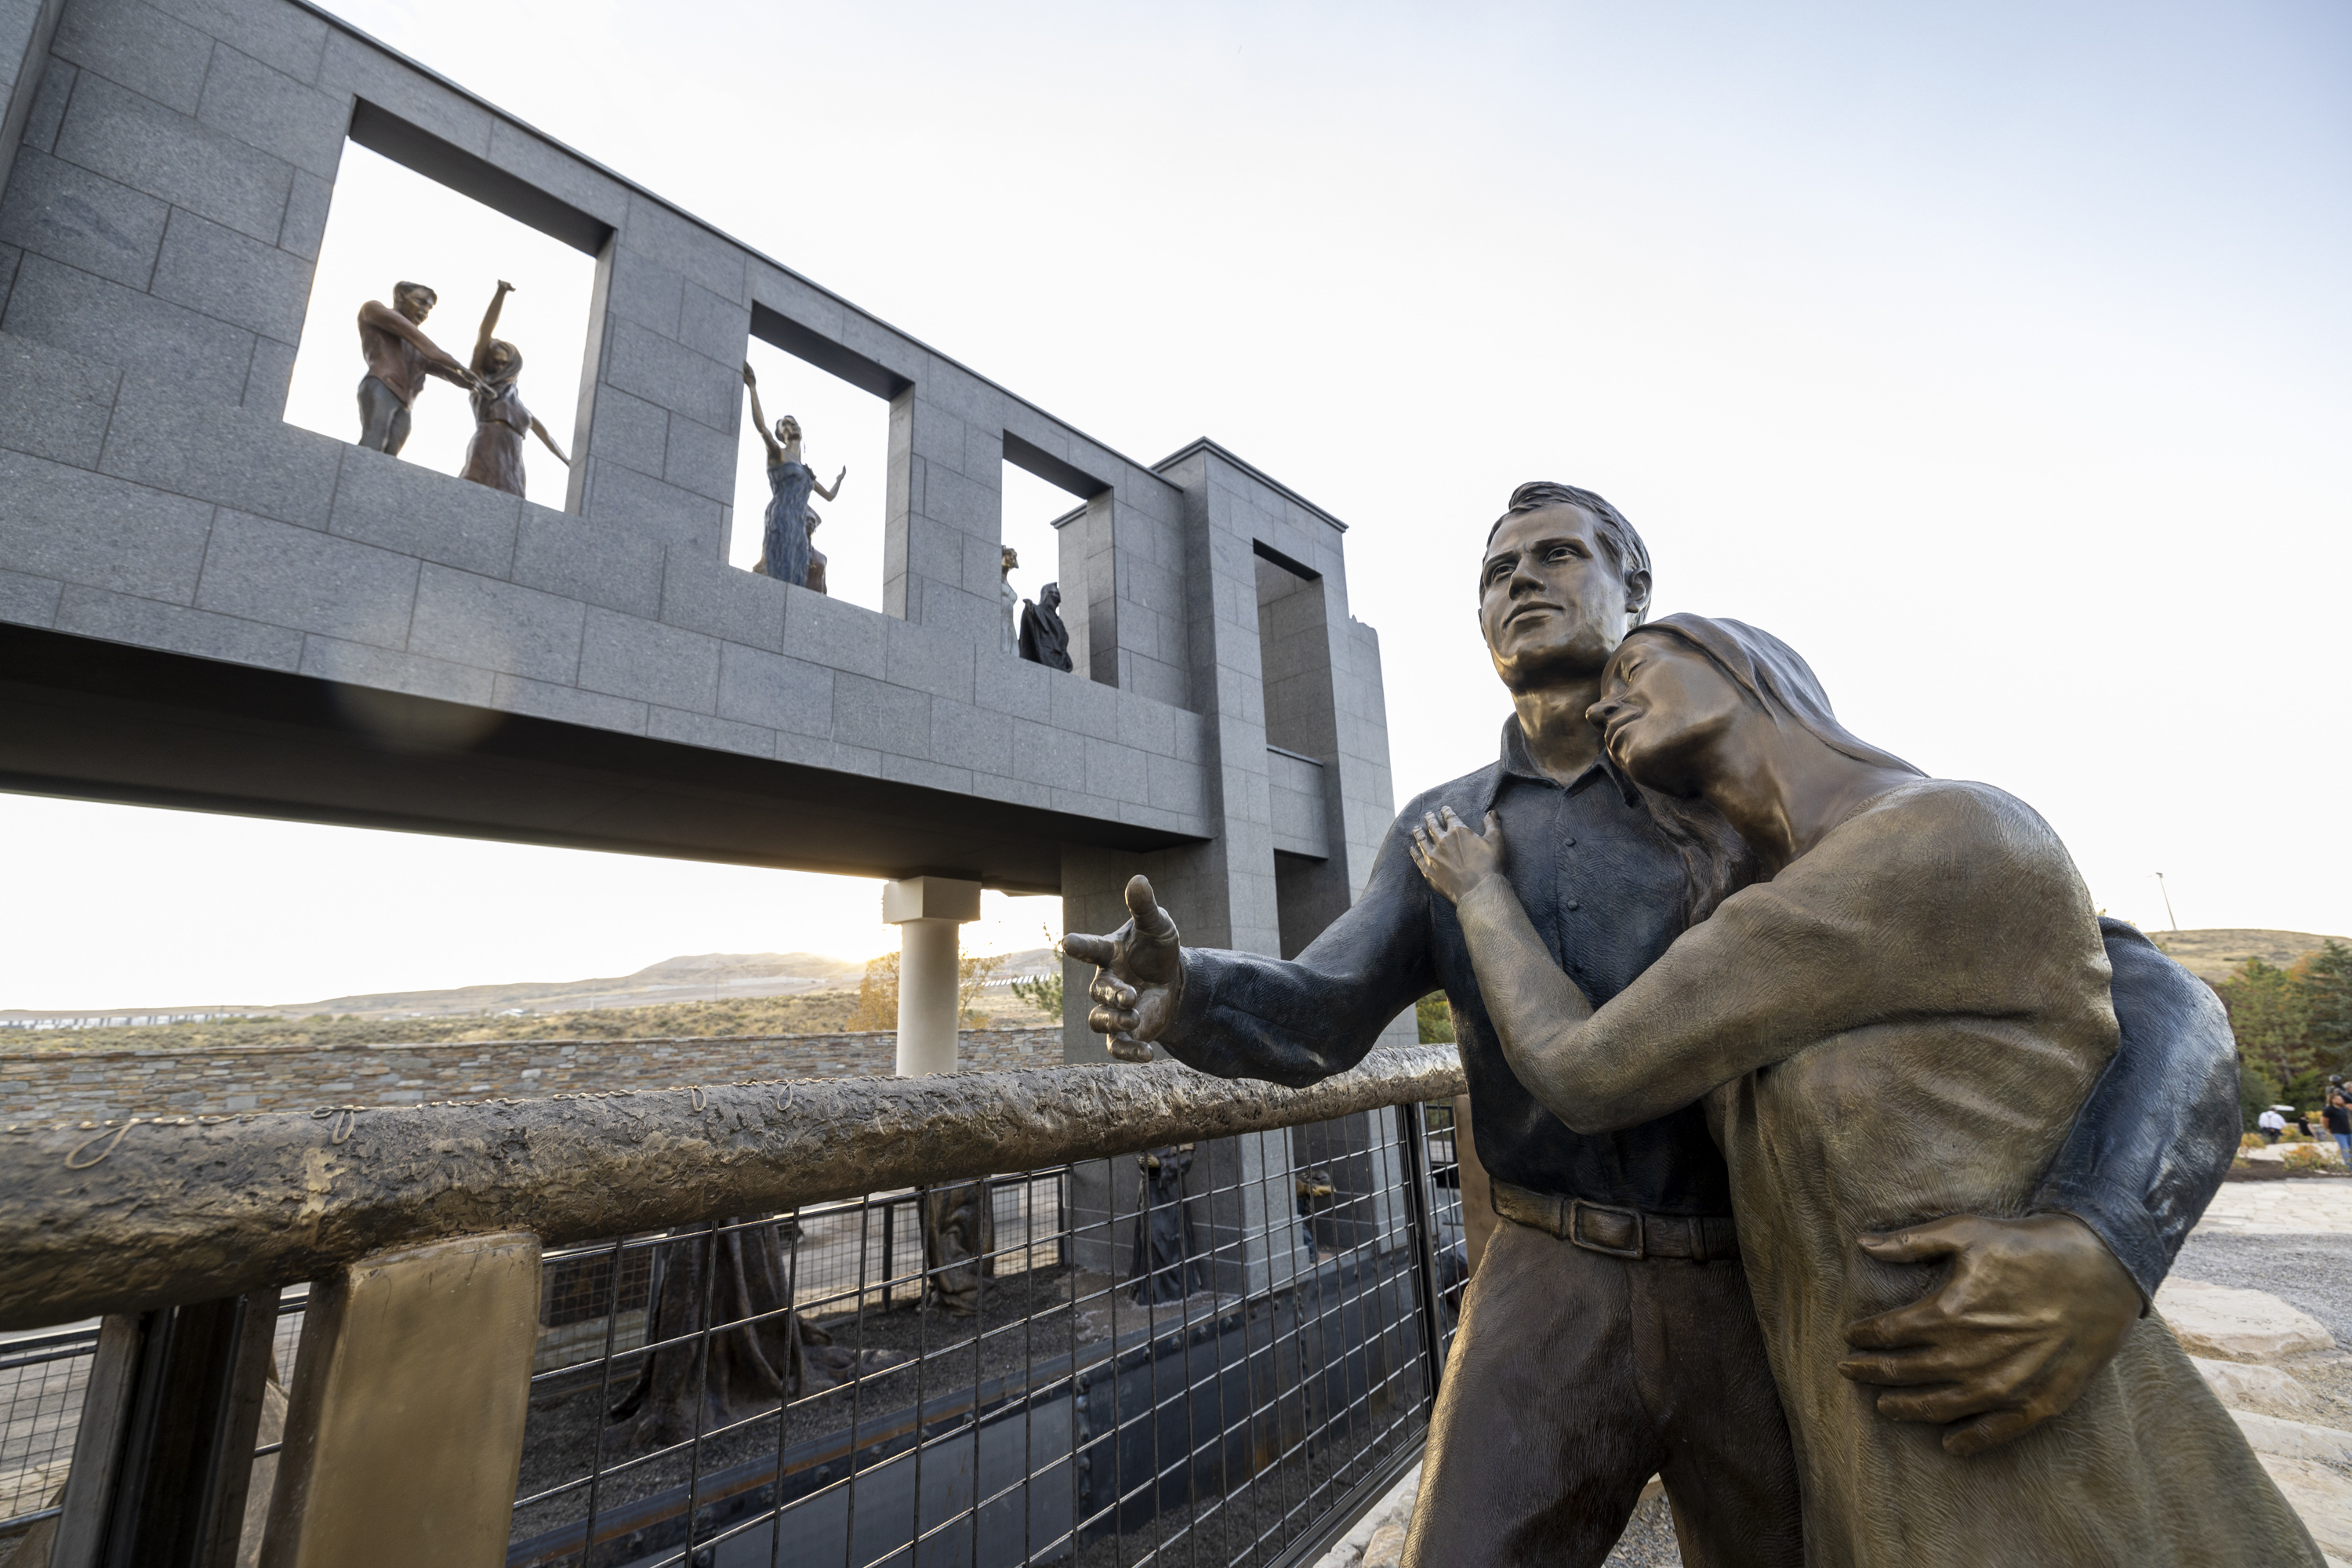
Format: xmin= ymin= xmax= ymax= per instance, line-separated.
xmin=3 ymin=0 xmax=2347 ymax=1008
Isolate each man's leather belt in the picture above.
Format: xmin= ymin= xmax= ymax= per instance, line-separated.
xmin=1490 ymin=1180 xmax=1740 ymax=1264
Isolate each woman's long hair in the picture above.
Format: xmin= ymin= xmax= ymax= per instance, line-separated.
xmin=1613 ymin=613 xmax=1923 ymax=924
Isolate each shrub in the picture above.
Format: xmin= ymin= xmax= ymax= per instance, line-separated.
xmin=2282 ymin=1143 xmax=2343 ymax=1177
xmin=1011 ymin=972 xmax=1064 ymax=1018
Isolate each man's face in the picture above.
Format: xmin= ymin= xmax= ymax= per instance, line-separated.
xmin=395 ymin=288 xmax=434 ymax=324
xmin=1478 ymin=505 xmax=1646 ymax=692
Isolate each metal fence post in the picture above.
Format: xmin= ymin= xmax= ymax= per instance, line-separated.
xmin=1392 ymin=1100 xmax=1448 ymax=1410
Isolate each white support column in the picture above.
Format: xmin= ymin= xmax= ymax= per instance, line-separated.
xmin=882 ymin=877 xmax=982 ymax=1077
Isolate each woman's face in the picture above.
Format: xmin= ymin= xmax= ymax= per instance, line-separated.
xmin=777 ymin=417 xmax=800 ymax=444
xmin=1587 ymin=636 xmax=1749 ymax=797
xmin=485 ymin=343 xmax=517 ymax=378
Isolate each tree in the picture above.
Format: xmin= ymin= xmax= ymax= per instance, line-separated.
xmin=1011 ymin=971 xmax=1064 ymax=1018
xmin=958 ymin=951 xmax=1006 ymax=1026
xmin=844 ymin=950 xmax=898 ymax=1032
xmin=2240 ymin=1059 xmax=2284 ymax=1135
xmin=1417 ymin=993 xmax=1456 ymax=1044
xmin=843 ymin=948 xmax=1009 ymax=1032
xmin=2306 ymin=941 xmax=2352 ymax=1069
xmin=2216 ymin=958 xmax=2314 ymax=1085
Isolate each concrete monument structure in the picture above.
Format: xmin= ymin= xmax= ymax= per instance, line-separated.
xmin=0 ymin=0 xmax=1410 ymax=1295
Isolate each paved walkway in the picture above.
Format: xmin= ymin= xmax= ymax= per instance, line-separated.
xmin=2194 ymin=1178 xmax=2352 ymax=1236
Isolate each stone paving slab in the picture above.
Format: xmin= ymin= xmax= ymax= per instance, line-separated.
xmin=2159 ymin=1276 xmax=2338 ymax=1362
xmin=2236 ymin=1410 xmax=2352 ymax=1468
xmin=2259 ymin=1454 xmax=2352 ymax=1560
xmin=2198 ymin=1355 xmax=2326 ymax=1419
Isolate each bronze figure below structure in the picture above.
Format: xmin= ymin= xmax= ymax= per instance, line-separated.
xmin=1019 ymin=583 xmax=1073 ymax=670
xmin=354 ymin=281 xmax=477 ymax=456
xmin=459 ymin=280 xmax=569 ymax=497
xmin=1067 ymin=482 xmax=2243 ymax=1568
xmin=1410 ymin=615 xmax=2317 ymax=1566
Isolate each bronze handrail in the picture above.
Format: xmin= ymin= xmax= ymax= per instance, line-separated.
xmin=0 ymin=1046 xmax=1463 ymax=1329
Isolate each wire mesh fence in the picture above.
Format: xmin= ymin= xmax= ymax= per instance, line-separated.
xmin=0 ymin=1294 xmax=307 ymax=1541
xmin=0 ymin=1100 xmax=1465 ymax=1568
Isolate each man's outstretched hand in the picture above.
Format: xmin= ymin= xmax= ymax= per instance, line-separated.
xmin=1838 ymin=1212 xmax=2143 ymax=1456
xmin=1061 ymin=875 xmax=1185 ymax=1063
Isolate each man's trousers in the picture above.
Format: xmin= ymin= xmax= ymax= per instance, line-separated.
xmin=1401 ymin=1214 xmax=1805 ymax=1567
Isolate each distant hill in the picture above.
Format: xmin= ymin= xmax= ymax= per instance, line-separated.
xmin=0 ymin=947 xmax=1064 ymax=1052
xmin=2147 ymin=929 xmax=2349 ymax=985
xmin=0 ymin=947 xmax=1063 ymax=1033
xmin=0 ymin=950 xmax=869 ymax=1026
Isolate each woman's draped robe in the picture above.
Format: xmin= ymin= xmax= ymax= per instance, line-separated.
xmin=1475 ymin=780 xmax=2315 ymax=1567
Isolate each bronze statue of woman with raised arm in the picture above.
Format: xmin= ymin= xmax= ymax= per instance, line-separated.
xmin=742 ymin=364 xmax=844 ymax=586
xmin=459 ymin=280 xmax=568 ymax=498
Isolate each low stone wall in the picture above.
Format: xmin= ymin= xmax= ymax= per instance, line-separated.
xmin=0 ymin=1029 xmax=1064 ymax=1124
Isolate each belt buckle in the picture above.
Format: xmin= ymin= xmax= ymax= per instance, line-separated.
xmin=1569 ymin=1198 xmax=1645 ymax=1259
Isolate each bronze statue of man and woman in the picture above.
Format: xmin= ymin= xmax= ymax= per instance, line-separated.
xmin=354 ymin=280 xmax=569 ymax=499
xmin=1068 ymin=483 xmax=2319 ymax=1566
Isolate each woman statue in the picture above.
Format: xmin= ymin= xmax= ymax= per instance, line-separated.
xmin=1000 ymin=546 xmax=1020 ymax=654
xmin=742 ymin=363 xmax=843 ymax=587
xmin=458 ymin=281 xmax=568 ymax=496
xmin=1409 ymin=613 xmax=2316 ymax=1568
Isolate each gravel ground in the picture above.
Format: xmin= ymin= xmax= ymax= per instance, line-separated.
xmin=1602 ymin=1492 xmax=1682 ymax=1566
xmin=2173 ymin=1228 xmax=2352 ymax=1352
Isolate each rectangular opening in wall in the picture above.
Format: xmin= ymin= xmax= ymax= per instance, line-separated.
xmin=734 ymin=329 xmax=892 ymax=613
xmin=1258 ymin=549 xmax=1337 ymax=760
xmin=1000 ymin=456 xmax=1091 ymax=668
xmin=281 ymin=138 xmax=598 ymax=511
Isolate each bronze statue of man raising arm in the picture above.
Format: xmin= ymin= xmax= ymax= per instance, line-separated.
xmin=354 ymin=281 xmax=478 ymax=456
xmin=1066 ymin=481 xmax=2239 ymax=1568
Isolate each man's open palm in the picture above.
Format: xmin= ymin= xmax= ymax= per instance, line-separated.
xmin=1062 ymin=875 xmax=1185 ymax=1062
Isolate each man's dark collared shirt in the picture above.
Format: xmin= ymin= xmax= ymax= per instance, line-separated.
xmin=1167 ymin=718 xmax=1732 ymax=1213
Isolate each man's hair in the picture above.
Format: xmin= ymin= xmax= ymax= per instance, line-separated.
xmin=393 ymin=281 xmax=435 ymax=305
xmin=1486 ymin=481 xmax=1653 ymax=590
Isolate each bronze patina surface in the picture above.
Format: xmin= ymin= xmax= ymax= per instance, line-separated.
xmin=0 ymin=1047 xmax=1464 ymax=1330
xmin=260 ymin=1232 xmax=540 ymax=1568
xmin=1066 ymin=482 xmax=2241 ymax=1568
xmin=1410 ymin=614 xmax=2310 ymax=1566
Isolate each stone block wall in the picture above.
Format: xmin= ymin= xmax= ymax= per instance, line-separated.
xmin=0 ymin=1026 xmax=1062 ymax=1123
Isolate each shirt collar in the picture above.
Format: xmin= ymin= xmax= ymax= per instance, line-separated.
xmin=1488 ymin=716 xmax=1643 ymax=810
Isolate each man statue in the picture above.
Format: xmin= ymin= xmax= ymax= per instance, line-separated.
xmin=1019 ymin=582 xmax=1074 ymax=671
xmin=1065 ymin=481 xmax=2238 ymax=1567
xmin=354 ymin=282 xmax=478 ymax=455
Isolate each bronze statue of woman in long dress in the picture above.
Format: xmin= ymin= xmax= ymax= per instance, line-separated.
xmin=459 ymin=281 xmax=568 ymax=497
xmin=742 ymin=363 xmax=844 ymax=587
xmin=1410 ymin=613 xmax=2318 ymax=1568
